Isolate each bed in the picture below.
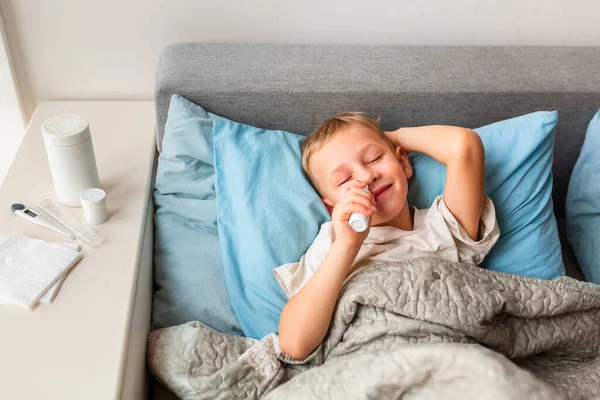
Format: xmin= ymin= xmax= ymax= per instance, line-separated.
xmin=145 ymin=43 xmax=600 ymax=399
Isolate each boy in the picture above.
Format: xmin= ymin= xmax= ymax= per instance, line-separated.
xmin=275 ymin=112 xmax=500 ymax=360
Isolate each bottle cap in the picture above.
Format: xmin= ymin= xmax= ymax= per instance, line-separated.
xmin=80 ymin=188 xmax=106 ymax=208
xmin=349 ymin=213 xmax=369 ymax=232
xmin=42 ymin=114 xmax=90 ymax=147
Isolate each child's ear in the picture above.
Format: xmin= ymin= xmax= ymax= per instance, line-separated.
xmin=322 ymin=198 xmax=335 ymax=216
xmin=395 ymin=146 xmax=413 ymax=179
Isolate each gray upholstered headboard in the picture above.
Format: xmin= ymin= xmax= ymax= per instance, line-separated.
xmin=154 ymin=43 xmax=600 ymax=217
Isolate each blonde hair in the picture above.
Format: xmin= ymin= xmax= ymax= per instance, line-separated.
xmin=301 ymin=112 xmax=394 ymax=187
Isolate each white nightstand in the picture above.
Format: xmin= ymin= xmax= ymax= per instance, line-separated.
xmin=0 ymin=101 xmax=157 ymax=400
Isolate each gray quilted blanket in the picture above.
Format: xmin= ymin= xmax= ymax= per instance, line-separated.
xmin=147 ymin=258 xmax=600 ymax=399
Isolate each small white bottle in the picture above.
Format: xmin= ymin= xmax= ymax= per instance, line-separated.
xmin=349 ymin=185 xmax=371 ymax=232
xmin=80 ymin=188 xmax=108 ymax=225
xmin=42 ymin=114 xmax=101 ymax=207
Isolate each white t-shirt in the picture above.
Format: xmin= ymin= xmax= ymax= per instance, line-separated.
xmin=274 ymin=195 xmax=500 ymax=298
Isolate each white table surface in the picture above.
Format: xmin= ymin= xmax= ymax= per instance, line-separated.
xmin=0 ymin=101 xmax=156 ymax=399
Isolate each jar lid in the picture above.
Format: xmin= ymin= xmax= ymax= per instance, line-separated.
xmin=80 ymin=188 xmax=106 ymax=208
xmin=42 ymin=114 xmax=90 ymax=147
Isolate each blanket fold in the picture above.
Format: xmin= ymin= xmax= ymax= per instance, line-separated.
xmin=148 ymin=258 xmax=600 ymax=399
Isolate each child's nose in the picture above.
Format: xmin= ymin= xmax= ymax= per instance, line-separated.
xmin=356 ymin=169 xmax=378 ymax=185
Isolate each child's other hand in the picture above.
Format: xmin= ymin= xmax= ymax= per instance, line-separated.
xmin=384 ymin=128 xmax=413 ymax=153
xmin=383 ymin=129 xmax=399 ymax=144
xmin=331 ymin=183 xmax=377 ymax=248
xmin=383 ymin=128 xmax=405 ymax=146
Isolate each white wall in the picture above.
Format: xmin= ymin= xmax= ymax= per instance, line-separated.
xmin=3 ymin=0 xmax=600 ymax=120
xmin=0 ymin=0 xmax=599 ymax=167
xmin=0 ymin=5 xmax=25 ymax=187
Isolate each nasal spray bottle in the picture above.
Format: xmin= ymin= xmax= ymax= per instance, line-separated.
xmin=348 ymin=185 xmax=370 ymax=232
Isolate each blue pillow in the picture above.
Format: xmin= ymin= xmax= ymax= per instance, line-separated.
xmin=214 ymin=110 xmax=564 ymax=339
xmin=408 ymin=111 xmax=564 ymax=279
xmin=152 ymin=94 xmax=242 ymax=335
xmin=213 ymin=119 xmax=330 ymax=339
xmin=566 ymin=109 xmax=600 ymax=284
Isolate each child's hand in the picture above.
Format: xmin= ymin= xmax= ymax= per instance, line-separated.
xmin=331 ymin=183 xmax=377 ymax=248
xmin=384 ymin=128 xmax=415 ymax=153
xmin=383 ymin=129 xmax=400 ymax=145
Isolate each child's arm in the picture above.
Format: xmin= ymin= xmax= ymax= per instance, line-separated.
xmin=386 ymin=126 xmax=485 ymax=240
xmin=278 ymin=183 xmax=376 ymax=360
xmin=278 ymin=241 xmax=360 ymax=359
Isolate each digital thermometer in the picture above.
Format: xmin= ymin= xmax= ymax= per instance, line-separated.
xmin=11 ymin=203 xmax=76 ymax=240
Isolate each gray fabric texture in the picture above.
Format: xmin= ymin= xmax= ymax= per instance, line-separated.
xmin=558 ymin=217 xmax=585 ymax=281
xmin=154 ymin=43 xmax=600 ymax=218
xmin=147 ymin=257 xmax=600 ymax=400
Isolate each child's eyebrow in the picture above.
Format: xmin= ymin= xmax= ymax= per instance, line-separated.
xmin=330 ymin=164 xmax=346 ymax=175
xmin=328 ymin=143 xmax=380 ymax=178
xmin=359 ymin=143 xmax=380 ymax=154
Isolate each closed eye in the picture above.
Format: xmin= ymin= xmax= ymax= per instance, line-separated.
xmin=368 ymin=155 xmax=382 ymax=164
xmin=338 ymin=176 xmax=351 ymax=186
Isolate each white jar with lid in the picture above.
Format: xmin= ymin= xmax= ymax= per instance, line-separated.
xmin=42 ymin=114 xmax=101 ymax=207
xmin=80 ymin=188 xmax=108 ymax=224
